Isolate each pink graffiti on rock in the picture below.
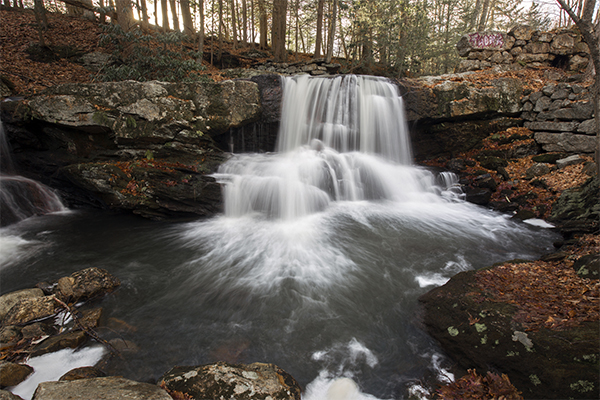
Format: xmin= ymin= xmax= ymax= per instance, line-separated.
xmin=468 ymin=33 xmax=504 ymax=49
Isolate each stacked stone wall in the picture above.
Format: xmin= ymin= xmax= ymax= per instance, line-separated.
xmin=521 ymin=83 xmax=596 ymax=153
xmin=456 ymin=25 xmax=591 ymax=73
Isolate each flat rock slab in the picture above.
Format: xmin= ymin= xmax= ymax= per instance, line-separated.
xmin=159 ymin=361 xmax=301 ymax=400
xmin=32 ymin=377 xmax=172 ymax=400
xmin=0 ymin=289 xmax=44 ymax=321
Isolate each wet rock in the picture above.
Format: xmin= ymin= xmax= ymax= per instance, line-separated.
xmin=32 ymin=377 xmax=172 ymax=400
xmin=0 ymin=389 xmax=24 ymax=399
xmin=419 ymin=269 xmax=599 ymax=399
xmin=108 ymin=338 xmax=139 ymax=354
xmin=0 ymin=361 xmax=33 ymax=387
xmin=60 ymin=162 xmax=224 ymax=220
xmin=0 ymin=326 xmax=22 ymax=344
xmin=0 ymin=289 xmax=45 ymax=321
xmin=446 ymin=158 xmax=466 ymax=172
xmin=159 ymin=361 xmax=302 ymax=400
xmin=465 ymin=187 xmax=492 ymax=206
xmin=59 ymin=366 xmax=106 ymax=381
xmin=31 ymin=331 xmax=87 ymax=357
xmin=2 ymin=296 xmax=59 ymax=327
xmin=511 ymin=209 xmax=536 ymax=221
xmin=572 ymin=254 xmax=600 ymax=280
xmin=78 ymin=308 xmax=102 ymax=330
xmin=21 ymin=322 xmax=57 ymax=340
xmin=54 ymin=268 xmax=120 ymax=303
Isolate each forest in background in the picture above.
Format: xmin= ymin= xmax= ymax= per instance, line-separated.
xmin=3 ymin=0 xmax=594 ymax=78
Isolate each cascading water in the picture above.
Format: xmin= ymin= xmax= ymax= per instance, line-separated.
xmin=0 ymin=121 xmax=65 ymax=227
xmin=0 ymin=76 xmax=559 ymax=399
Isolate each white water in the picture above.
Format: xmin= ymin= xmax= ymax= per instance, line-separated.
xmin=8 ymin=346 xmax=106 ymax=400
xmin=0 ymin=76 xmax=558 ymax=399
xmin=0 ymin=122 xmax=66 ymax=227
xmin=179 ymin=75 xmax=556 ymax=398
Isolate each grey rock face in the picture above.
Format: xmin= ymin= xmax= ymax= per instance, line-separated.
xmin=32 ymin=377 xmax=172 ymax=400
xmin=159 ymin=362 xmax=302 ymax=400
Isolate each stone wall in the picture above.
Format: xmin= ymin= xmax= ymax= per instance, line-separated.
xmin=456 ymin=25 xmax=591 ymax=73
xmin=521 ymin=83 xmax=597 ymax=153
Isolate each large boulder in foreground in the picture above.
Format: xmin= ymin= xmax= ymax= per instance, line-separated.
xmin=32 ymin=377 xmax=171 ymax=400
xmin=159 ymin=361 xmax=301 ymax=400
xmin=419 ymin=256 xmax=599 ymax=399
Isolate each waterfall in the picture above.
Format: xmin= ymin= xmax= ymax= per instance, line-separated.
xmin=0 ymin=122 xmax=66 ymax=226
xmin=217 ymin=75 xmax=441 ymax=220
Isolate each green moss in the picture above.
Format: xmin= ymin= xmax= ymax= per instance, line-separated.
xmin=529 ymin=374 xmax=541 ymax=386
xmin=507 ymin=351 xmax=519 ymax=357
xmin=480 ymin=335 xmax=488 ymax=345
xmin=570 ymin=380 xmax=594 ymax=393
xmin=448 ymin=326 xmax=459 ymax=337
xmin=126 ymin=115 xmax=137 ymax=128
xmin=475 ymin=323 xmax=487 ymax=333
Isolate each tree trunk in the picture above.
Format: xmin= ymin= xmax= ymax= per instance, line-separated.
xmin=169 ymin=0 xmax=180 ymax=31
xmin=139 ymin=0 xmax=149 ymax=29
xmin=33 ymin=0 xmax=48 ymax=47
xmin=218 ymin=0 xmax=223 ymax=61
xmin=258 ymin=0 xmax=267 ymax=49
xmin=477 ymin=0 xmax=490 ymax=31
xmin=115 ymin=0 xmax=134 ymax=32
xmin=314 ymin=0 xmax=324 ymax=58
xmin=198 ymin=0 xmax=205 ymax=57
xmin=181 ymin=0 xmax=195 ymax=35
xmin=325 ymin=0 xmax=337 ymax=63
xmin=272 ymin=0 xmax=287 ymax=61
xmin=161 ymin=0 xmax=170 ymax=31
xmin=242 ymin=0 xmax=248 ymax=44
xmin=230 ymin=0 xmax=238 ymax=48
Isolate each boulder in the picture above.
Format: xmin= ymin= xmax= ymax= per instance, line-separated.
xmin=556 ymin=154 xmax=584 ymax=169
xmin=572 ymin=254 xmax=600 ymax=280
xmin=0 ymin=362 xmax=33 ymax=387
xmin=56 ymin=267 xmax=120 ymax=303
xmin=159 ymin=362 xmax=301 ymax=400
xmin=0 ymin=289 xmax=44 ymax=321
xmin=59 ymin=366 xmax=106 ymax=381
xmin=419 ymin=266 xmax=599 ymax=399
xmin=0 ymin=389 xmax=24 ymax=399
xmin=32 ymin=377 xmax=172 ymax=400
xmin=30 ymin=331 xmax=87 ymax=357
xmin=549 ymin=176 xmax=599 ymax=229
xmin=2 ymin=296 xmax=59 ymax=327
xmin=525 ymin=163 xmax=550 ymax=179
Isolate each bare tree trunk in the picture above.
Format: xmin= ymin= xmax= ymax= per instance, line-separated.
xmin=314 ymin=0 xmax=324 ymax=58
xmin=258 ymin=0 xmax=267 ymax=49
xmin=272 ymin=0 xmax=287 ymax=61
xmin=169 ymin=0 xmax=180 ymax=31
xmin=477 ymin=0 xmax=490 ymax=31
xmin=218 ymin=0 xmax=223 ymax=60
xmin=242 ymin=0 xmax=247 ymax=44
xmin=139 ymin=0 xmax=149 ymax=29
xmin=33 ymin=0 xmax=48 ymax=47
xmin=161 ymin=0 xmax=170 ymax=31
xmin=198 ymin=0 xmax=205 ymax=57
xmin=230 ymin=0 xmax=238 ymax=48
xmin=294 ymin=0 xmax=299 ymax=54
xmin=181 ymin=0 xmax=195 ymax=35
xmin=325 ymin=0 xmax=337 ymax=63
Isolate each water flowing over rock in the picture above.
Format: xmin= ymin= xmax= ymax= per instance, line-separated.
xmin=159 ymin=362 xmax=301 ymax=400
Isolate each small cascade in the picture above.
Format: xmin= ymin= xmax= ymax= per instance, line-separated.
xmin=0 ymin=122 xmax=65 ymax=226
xmin=217 ymin=75 xmax=445 ymax=220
